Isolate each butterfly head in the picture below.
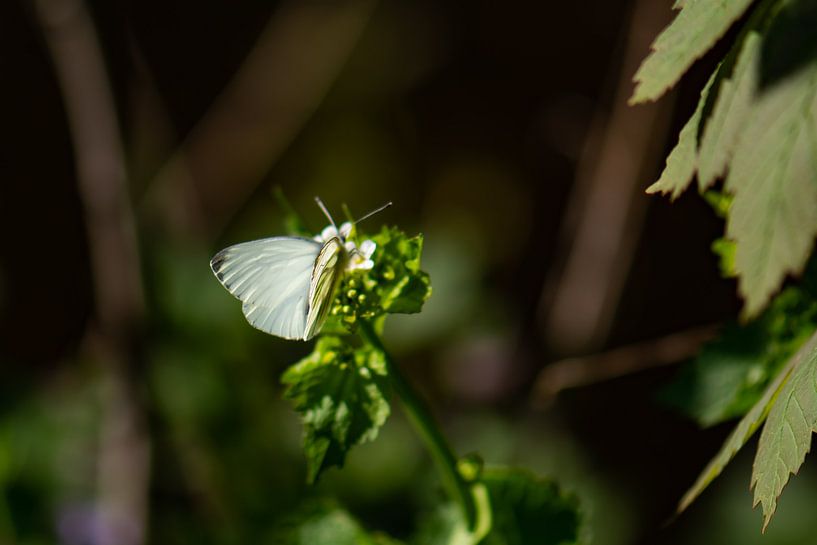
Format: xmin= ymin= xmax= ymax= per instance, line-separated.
xmin=313 ymin=221 xmax=376 ymax=271
xmin=313 ymin=197 xmax=391 ymax=272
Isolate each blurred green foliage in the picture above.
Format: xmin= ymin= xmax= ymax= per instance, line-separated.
xmin=663 ymin=268 xmax=817 ymax=427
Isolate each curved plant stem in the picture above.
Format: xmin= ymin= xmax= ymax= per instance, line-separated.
xmin=0 ymin=490 xmax=16 ymax=541
xmin=358 ymin=320 xmax=477 ymax=529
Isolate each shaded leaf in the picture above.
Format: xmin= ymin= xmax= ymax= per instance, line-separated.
xmin=678 ymin=347 xmax=798 ymax=512
xmin=413 ymin=468 xmax=582 ymax=545
xmin=725 ymin=61 xmax=817 ymax=318
xmin=646 ymin=73 xmax=715 ymax=199
xmin=697 ymin=30 xmax=762 ymax=189
xmin=272 ymin=501 xmax=404 ymax=545
xmin=662 ymin=322 xmax=770 ymax=426
xmin=282 ymin=337 xmax=391 ymax=482
xmin=752 ymin=330 xmax=817 ymax=530
xmin=481 ymin=468 xmax=583 ymax=545
xmin=663 ymin=283 xmax=817 ymax=427
xmin=630 ymin=0 xmax=757 ymax=103
xmin=411 ymin=484 xmax=492 ymax=545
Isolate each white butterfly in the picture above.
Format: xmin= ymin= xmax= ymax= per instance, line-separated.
xmin=210 ymin=198 xmax=390 ymax=341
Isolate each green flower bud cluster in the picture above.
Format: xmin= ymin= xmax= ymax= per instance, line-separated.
xmin=323 ymin=226 xmax=432 ymax=335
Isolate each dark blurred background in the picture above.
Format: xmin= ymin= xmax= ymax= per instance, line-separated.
xmin=1 ymin=0 xmax=815 ymax=544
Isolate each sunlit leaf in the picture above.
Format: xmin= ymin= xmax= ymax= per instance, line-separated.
xmin=630 ymin=0 xmax=757 ymax=104
xmin=751 ymin=330 xmax=817 ymax=530
xmin=696 ymin=30 xmax=762 ymax=189
xmin=725 ymin=61 xmax=817 ymax=318
xmin=282 ymin=337 xmax=391 ymax=482
xmin=326 ymin=226 xmax=432 ymax=331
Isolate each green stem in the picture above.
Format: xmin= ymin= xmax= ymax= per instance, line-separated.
xmin=358 ymin=320 xmax=476 ymax=529
xmin=0 ymin=487 xmax=16 ymax=542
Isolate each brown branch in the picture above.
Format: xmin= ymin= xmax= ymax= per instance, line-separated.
xmin=34 ymin=1 xmax=150 ymax=544
xmin=532 ymin=324 xmax=720 ymax=407
xmin=140 ymin=0 xmax=377 ymax=239
xmin=538 ymin=0 xmax=677 ymax=355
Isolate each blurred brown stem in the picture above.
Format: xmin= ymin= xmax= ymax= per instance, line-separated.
xmin=140 ymin=0 xmax=377 ymax=239
xmin=34 ymin=1 xmax=150 ymax=544
xmin=538 ymin=0 xmax=676 ymax=355
xmin=532 ymin=324 xmax=719 ymax=406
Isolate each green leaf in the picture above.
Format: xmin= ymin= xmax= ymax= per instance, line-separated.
xmin=326 ymin=226 xmax=432 ymax=331
xmin=480 ymin=468 xmax=583 ymax=545
xmin=630 ymin=0 xmax=757 ymax=104
xmin=663 ymin=283 xmax=817 ymax=427
xmin=411 ymin=484 xmax=492 ymax=545
xmin=413 ymin=468 xmax=582 ymax=545
xmin=696 ymin=31 xmax=762 ymax=189
xmin=662 ymin=322 xmax=770 ymax=427
xmin=751 ymin=330 xmax=817 ymax=530
xmin=282 ymin=336 xmax=391 ymax=482
xmin=273 ymin=501 xmax=405 ymax=545
xmin=711 ymin=238 xmax=737 ymax=278
xmin=725 ymin=61 xmax=817 ymax=318
xmin=678 ymin=344 xmax=798 ymax=513
xmin=371 ymin=228 xmax=432 ymax=314
xmin=646 ymin=73 xmax=715 ymax=199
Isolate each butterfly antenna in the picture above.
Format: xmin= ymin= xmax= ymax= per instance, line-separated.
xmin=354 ymin=201 xmax=393 ymax=225
xmin=314 ymin=196 xmax=337 ymax=230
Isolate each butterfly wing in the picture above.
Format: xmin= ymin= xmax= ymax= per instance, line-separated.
xmin=210 ymin=236 xmax=321 ymax=340
xmin=304 ymin=237 xmax=348 ymax=340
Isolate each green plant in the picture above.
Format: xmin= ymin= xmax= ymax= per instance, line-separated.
xmin=236 ymin=202 xmax=584 ymax=544
xmin=634 ymin=0 xmax=817 ymax=531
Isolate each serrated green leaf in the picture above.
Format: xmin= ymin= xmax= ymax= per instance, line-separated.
xmin=662 ymin=322 xmax=769 ymax=426
xmin=678 ymin=344 xmax=798 ymax=512
xmin=646 ymin=73 xmax=715 ymax=199
xmin=373 ymin=229 xmax=432 ymax=314
xmin=725 ymin=62 xmax=817 ymax=318
xmin=413 ymin=468 xmax=582 ymax=545
xmin=631 ymin=0 xmax=757 ymax=104
xmin=663 ymin=283 xmax=817 ymax=427
xmin=327 ymin=227 xmax=433 ymax=330
xmin=697 ymin=31 xmax=762 ymax=189
xmin=282 ymin=336 xmax=391 ymax=482
xmin=481 ymin=468 xmax=583 ymax=545
xmin=751 ymin=330 xmax=817 ymax=530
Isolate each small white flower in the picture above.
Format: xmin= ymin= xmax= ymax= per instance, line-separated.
xmin=339 ymin=222 xmax=353 ymax=239
xmin=347 ymin=239 xmax=376 ymax=271
xmin=313 ymin=223 xmax=376 ymax=271
xmin=314 ymin=225 xmax=337 ymax=243
xmin=313 ymin=222 xmax=354 ymax=243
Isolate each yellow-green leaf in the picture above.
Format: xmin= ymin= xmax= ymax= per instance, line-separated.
xmin=630 ymin=0 xmax=757 ymax=104
xmin=678 ymin=343 xmax=798 ymax=512
xmin=725 ymin=63 xmax=817 ymax=318
xmin=751 ymin=330 xmax=817 ymax=530
xmin=646 ymin=73 xmax=715 ymax=199
xmin=697 ymin=31 xmax=762 ymax=189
